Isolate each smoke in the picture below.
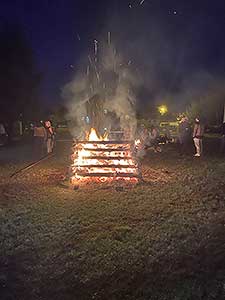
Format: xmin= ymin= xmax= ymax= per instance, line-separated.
xmin=62 ymin=40 xmax=139 ymax=139
xmin=62 ymin=72 xmax=91 ymax=138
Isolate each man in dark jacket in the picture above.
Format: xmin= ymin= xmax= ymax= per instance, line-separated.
xmin=193 ymin=117 xmax=204 ymax=157
xmin=33 ymin=121 xmax=47 ymax=158
xmin=220 ymin=122 xmax=225 ymax=154
xmin=178 ymin=116 xmax=191 ymax=155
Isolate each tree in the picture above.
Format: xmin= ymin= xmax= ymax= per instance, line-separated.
xmin=186 ymin=81 xmax=225 ymax=124
xmin=0 ymin=24 xmax=42 ymax=136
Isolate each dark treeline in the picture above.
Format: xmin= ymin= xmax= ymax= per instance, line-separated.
xmin=0 ymin=23 xmax=42 ymax=137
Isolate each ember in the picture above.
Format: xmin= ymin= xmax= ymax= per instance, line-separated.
xmin=70 ymin=128 xmax=141 ymax=185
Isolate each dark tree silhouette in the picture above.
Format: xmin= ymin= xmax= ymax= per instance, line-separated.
xmin=0 ymin=23 xmax=42 ymax=136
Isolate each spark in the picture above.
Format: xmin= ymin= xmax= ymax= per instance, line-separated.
xmin=140 ymin=0 xmax=145 ymax=5
xmin=88 ymin=55 xmax=100 ymax=81
xmin=93 ymin=40 xmax=98 ymax=63
xmin=108 ymin=31 xmax=111 ymax=45
xmin=86 ymin=65 xmax=90 ymax=76
xmin=76 ymin=33 xmax=81 ymax=41
xmin=129 ymin=3 xmax=132 ymax=8
xmin=94 ymin=39 xmax=98 ymax=58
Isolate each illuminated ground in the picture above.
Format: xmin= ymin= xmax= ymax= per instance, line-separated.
xmin=0 ymin=140 xmax=225 ymax=300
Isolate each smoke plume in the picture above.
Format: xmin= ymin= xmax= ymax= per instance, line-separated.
xmin=62 ymin=40 xmax=139 ymax=139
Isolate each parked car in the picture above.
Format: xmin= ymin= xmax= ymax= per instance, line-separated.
xmin=205 ymin=125 xmax=221 ymax=134
xmin=159 ymin=121 xmax=179 ymax=143
xmin=56 ymin=122 xmax=68 ymax=128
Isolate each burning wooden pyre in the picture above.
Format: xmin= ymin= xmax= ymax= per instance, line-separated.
xmin=70 ymin=128 xmax=141 ymax=186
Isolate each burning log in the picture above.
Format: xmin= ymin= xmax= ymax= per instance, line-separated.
xmin=73 ymin=140 xmax=132 ymax=145
xmin=78 ymin=148 xmax=130 ymax=151
xmin=72 ymin=164 xmax=137 ymax=168
xmin=75 ymin=172 xmax=140 ymax=178
xmin=78 ymin=155 xmax=134 ymax=160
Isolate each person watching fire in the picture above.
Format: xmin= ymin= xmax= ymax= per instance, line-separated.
xmin=33 ymin=121 xmax=46 ymax=158
xmin=178 ymin=116 xmax=191 ymax=156
xmin=220 ymin=121 xmax=225 ymax=154
xmin=44 ymin=120 xmax=55 ymax=154
xmin=193 ymin=117 xmax=204 ymax=157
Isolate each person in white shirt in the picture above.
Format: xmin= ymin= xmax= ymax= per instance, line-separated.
xmin=193 ymin=117 xmax=205 ymax=157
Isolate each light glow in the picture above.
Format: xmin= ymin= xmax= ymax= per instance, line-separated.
xmin=158 ymin=105 xmax=168 ymax=115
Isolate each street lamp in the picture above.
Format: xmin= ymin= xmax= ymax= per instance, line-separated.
xmin=158 ymin=105 xmax=168 ymax=116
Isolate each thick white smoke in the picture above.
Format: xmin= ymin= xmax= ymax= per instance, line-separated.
xmin=62 ymin=41 xmax=139 ymax=139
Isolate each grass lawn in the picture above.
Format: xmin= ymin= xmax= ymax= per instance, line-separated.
xmin=0 ymin=140 xmax=225 ymax=300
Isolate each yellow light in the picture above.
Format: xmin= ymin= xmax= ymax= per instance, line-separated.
xmin=158 ymin=105 xmax=168 ymax=115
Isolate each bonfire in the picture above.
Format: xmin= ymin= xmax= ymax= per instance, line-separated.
xmin=70 ymin=128 xmax=141 ymax=186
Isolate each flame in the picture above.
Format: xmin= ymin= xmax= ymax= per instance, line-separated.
xmin=85 ymin=128 xmax=108 ymax=142
xmin=87 ymin=128 xmax=101 ymax=141
xmin=71 ymin=128 xmax=139 ymax=185
xmin=135 ymin=139 xmax=141 ymax=146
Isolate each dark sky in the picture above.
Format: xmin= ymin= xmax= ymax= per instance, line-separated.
xmin=0 ymin=0 xmax=225 ymax=106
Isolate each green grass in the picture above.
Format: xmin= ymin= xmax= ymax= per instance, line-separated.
xmin=0 ymin=143 xmax=225 ymax=299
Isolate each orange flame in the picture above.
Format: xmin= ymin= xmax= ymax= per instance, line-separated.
xmin=87 ymin=128 xmax=108 ymax=141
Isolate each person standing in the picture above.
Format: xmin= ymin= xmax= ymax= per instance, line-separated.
xmin=44 ymin=120 xmax=55 ymax=154
xmin=193 ymin=117 xmax=204 ymax=157
xmin=149 ymin=125 xmax=161 ymax=152
xmin=178 ymin=116 xmax=191 ymax=155
xmin=0 ymin=122 xmax=8 ymax=146
xmin=220 ymin=122 xmax=225 ymax=154
xmin=33 ymin=121 xmax=47 ymax=158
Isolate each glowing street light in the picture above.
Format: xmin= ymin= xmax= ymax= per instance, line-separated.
xmin=158 ymin=105 xmax=168 ymax=115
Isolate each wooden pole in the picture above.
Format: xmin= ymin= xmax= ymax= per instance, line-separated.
xmin=10 ymin=153 xmax=55 ymax=178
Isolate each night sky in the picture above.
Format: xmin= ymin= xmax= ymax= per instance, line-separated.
xmin=0 ymin=0 xmax=225 ymax=107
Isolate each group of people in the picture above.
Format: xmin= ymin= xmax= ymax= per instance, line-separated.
xmin=137 ymin=124 xmax=161 ymax=154
xmin=178 ymin=116 xmax=205 ymax=157
xmin=33 ymin=120 xmax=55 ymax=157
xmin=137 ymin=116 xmax=206 ymax=157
